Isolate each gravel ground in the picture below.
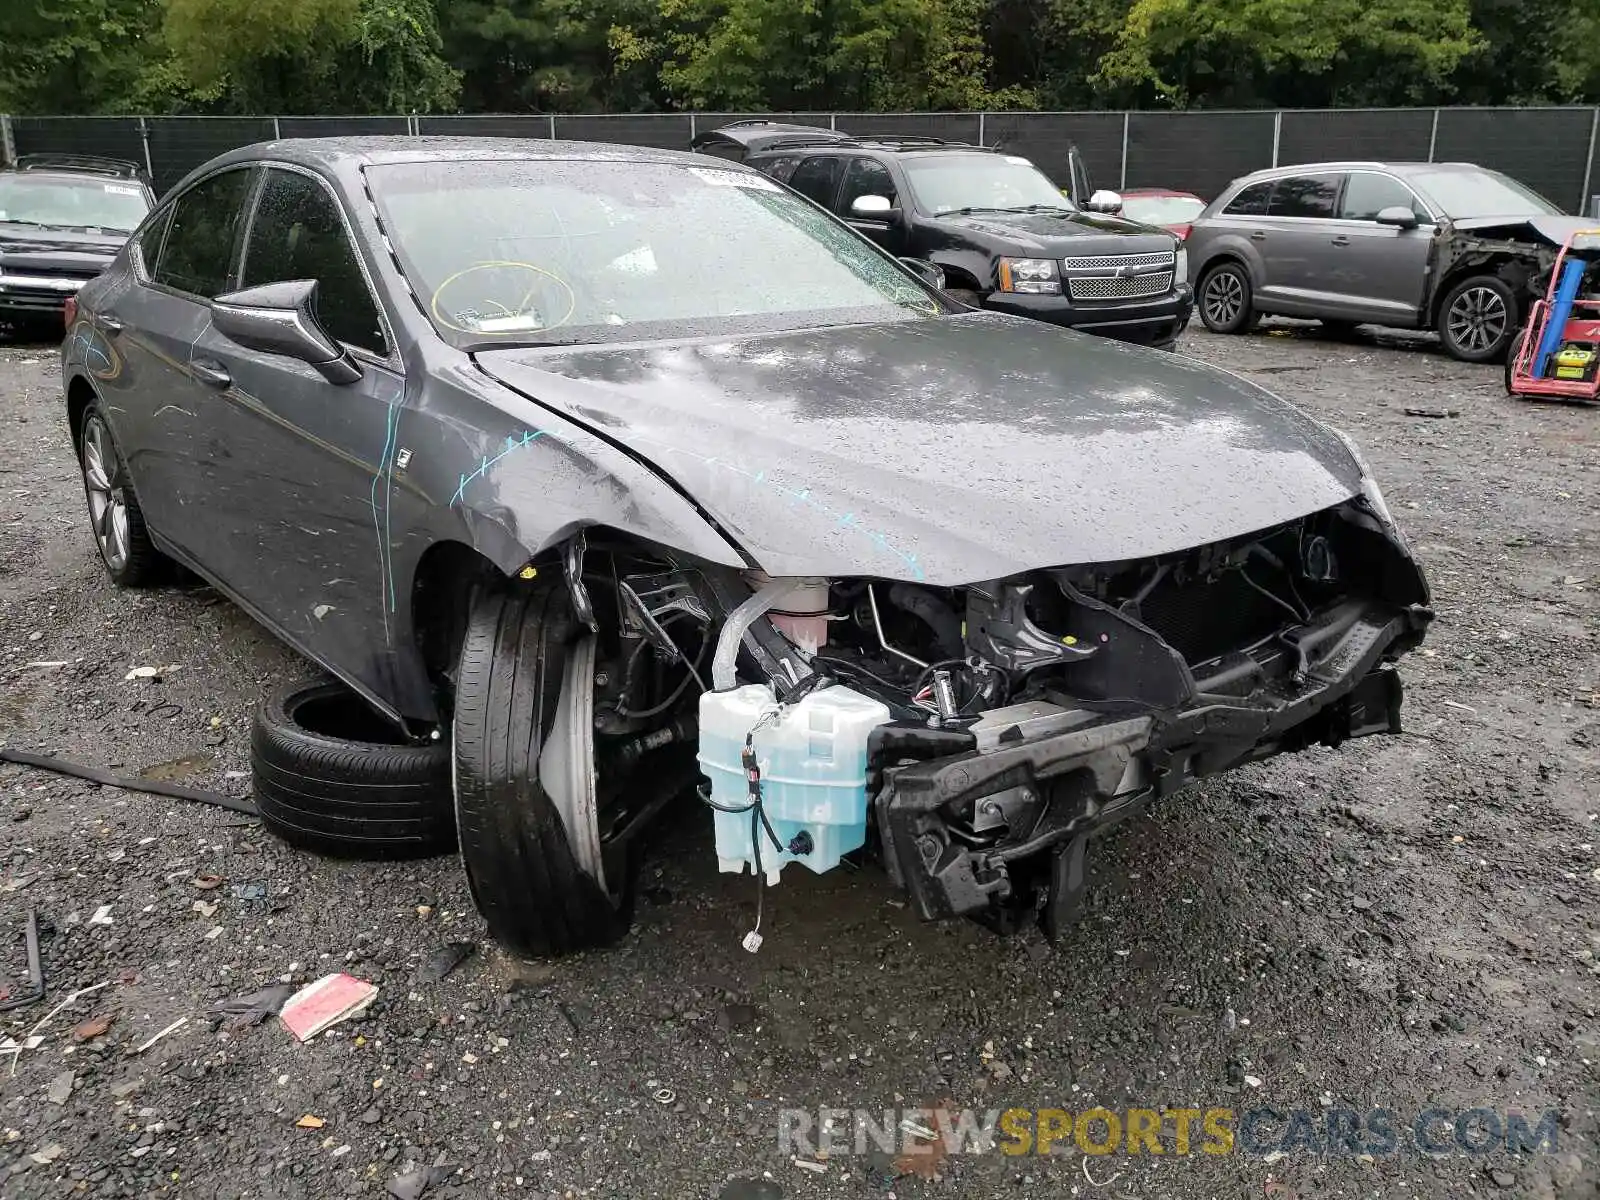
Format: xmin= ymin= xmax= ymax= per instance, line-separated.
xmin=0 ymin=321 xmax=1596 ymax=1200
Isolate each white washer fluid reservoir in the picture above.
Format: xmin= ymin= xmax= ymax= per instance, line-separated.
xmin=698 ymin=682 xmax=892 ymax=883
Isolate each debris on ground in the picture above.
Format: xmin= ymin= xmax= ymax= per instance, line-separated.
xmin=45 ymin=1069 xmax=73 ymax=1105
xmin=280 ymin=973 xmax=378 ymax=1041
xmin=231 ymin=881 xmax=267 ymax=902
xmin=1403 ymin=407 xmax=1460 ymax=418
xmin=71 ymin=1012 xmax=115 ymax=1041
xmin=209 ymin=983 xmax=294 ymax=1029
xmin=416 ymin=941 xmax=477 ymax=983
xmin=132 ymin=1017 xmax=188 ymax=1054
xmin=386 ymin=1164 xmax=451 ymax=1200
xmin=192 ymin=873 xmax=224 ymax=889
xmin=295 ymin=1114 xmax=326 ymax=1130
xmin=87 ymin=905 xmax=113 ymax=926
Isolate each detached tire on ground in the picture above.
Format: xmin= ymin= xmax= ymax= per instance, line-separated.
xmin=251 ymin=678 xmax=455 ymax=858
xmin=452 ymin=581 xmax=637 ymax=958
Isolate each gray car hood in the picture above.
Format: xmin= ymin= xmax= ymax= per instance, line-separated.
xmin=475 ymin=313 xmax=1361 ymax=584
xmin=1448 ymin=214 xmax=1592 ymax=244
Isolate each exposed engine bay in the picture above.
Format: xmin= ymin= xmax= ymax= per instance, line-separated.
xmin=579 ymin=491 xmax=1432 ymax=942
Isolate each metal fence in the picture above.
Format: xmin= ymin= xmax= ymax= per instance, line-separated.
xmin=4 ymin=107 xmax=1599 ymax=212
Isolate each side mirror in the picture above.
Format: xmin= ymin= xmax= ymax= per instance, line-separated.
xmin=1084 ymin=189 xmax=1124 ymax=215
xmin=851 ymin=194 xmax=894 ymax=218
xmin=898 ymin=258 xmax=945 ymax=291
xmin=1375 ymin=205 xmax=1420 ymax=229
xmin=211 ymin=279 xmax=363 ymax=385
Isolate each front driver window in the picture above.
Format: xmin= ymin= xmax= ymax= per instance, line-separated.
xmin=838 ymin=158 xmax=897 ymax=215
xmin=152 ymin=168 xmax=252 ymax=298
xmin=242 ymin=168 xmax=388 ymax=356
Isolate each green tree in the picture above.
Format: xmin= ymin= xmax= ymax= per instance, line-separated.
xmin=160 ymin=0 xmax=457 ymax=113
xmin=0 ymin=0 xmax=163 ymax=114
xmin=1095 ymin=0 xmax=1482 ymax=106
xmin=441 ymin=0 xmax=665 ymax=112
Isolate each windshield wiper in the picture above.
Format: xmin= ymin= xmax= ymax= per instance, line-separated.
xmin=0 ymin=219 xmax=70 ymax=230
xmin=947 ymin=204 xmax=1076 ymax=216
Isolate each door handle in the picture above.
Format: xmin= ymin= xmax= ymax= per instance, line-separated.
xmin=98 ymin=315 xmax=124 ymax=336
xmin=1249 ymin=230 xmax=1268 ymax=241
xmin=1330 ymin=235 xmax=1351 ymax=247
xmin=190 ymin=358 xmax=231 ymax=389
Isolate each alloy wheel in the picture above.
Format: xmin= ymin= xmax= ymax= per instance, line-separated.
xmin=1204 ymin=272 xmax=1244 ymax=327
xmin=81 ymin=417 xmax=130 ymax=572
xmin=1446 ymin=285 xmax=1509 ymax=356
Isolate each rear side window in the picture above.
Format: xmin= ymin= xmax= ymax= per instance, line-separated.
xmin=1341 ymin=172 xmax=1425 ymax=222
xmin=1224 ymin=180 xmax=1273 ymax=216
xmin=152 ymin=168 xmax=252 ymax=298
xmin=135 ymin=209 xmax=172 ymax=276
xmin=788 ymin=156 xmax=844 ymax=207
xmin=759 ymin=155 xmax=801 ymax=183
xmin=242 ymin=168 xmax=387 ymax=356
xmin=1266 ymin=174 xmax=1341 ymax=219
xmin=838 ymin=157 xmax=897 ymax=214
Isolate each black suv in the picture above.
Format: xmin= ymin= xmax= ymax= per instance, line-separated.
xmin=698 ymin=125 xmax=1193 ymax=349
xmin=0 ymin=154 xmax=155 ymax=337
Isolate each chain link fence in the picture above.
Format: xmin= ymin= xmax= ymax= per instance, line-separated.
xmin=4 ymin=107 xmax=1598 ymax=213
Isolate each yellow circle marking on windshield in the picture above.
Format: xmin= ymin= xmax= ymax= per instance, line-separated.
xmin=430 ymin=260 xmax=577 ymax=336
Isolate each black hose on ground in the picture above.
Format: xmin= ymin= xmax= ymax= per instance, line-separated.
xmin=0 ymin=748 xmax=258 ymax=815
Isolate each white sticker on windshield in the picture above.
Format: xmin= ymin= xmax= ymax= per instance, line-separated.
xmin=688 ymin=167 xmax=781 ymax=192
xmin=104 ymin=184 xmax=141 ymax=196
xmin=1005 ymin=156 xmax=1032 ymax=165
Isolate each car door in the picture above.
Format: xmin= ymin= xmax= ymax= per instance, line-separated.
xmin=187 ymin=163 xmax=405 ymax=690
xmin=835 ymin=156 xmax=907 ymax=254
xmin=1253 ymin=172 xmax=1345 ymax=313
xmin=103 ymin=166 xmax=255 ymax=550
xmin=1324 ymin=169 xmax=1434 ymax=324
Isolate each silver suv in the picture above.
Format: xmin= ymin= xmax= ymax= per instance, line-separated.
xmin=1187 ymin=161 xmax=1585 ymax=363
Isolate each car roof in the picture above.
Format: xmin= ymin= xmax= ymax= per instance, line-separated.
xmin=200 ymin=136 xmax=726 ymax=176
xmin=748 ymin=136 xmax=1001 ymax=159
xmin=1227 ymin=160 xmax=1488 ymax=186
xmin=1120 ymin=188 xmax=1202 ymax=198
xmin=690 ymin=121 xmax=847 ymax=150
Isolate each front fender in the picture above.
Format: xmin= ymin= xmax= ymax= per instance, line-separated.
xmin=405 ymin=361 xmax=751 ymax=580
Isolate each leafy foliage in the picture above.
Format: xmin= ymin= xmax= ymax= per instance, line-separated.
xmin=0 ymin=0 xmax=1594 ymax=116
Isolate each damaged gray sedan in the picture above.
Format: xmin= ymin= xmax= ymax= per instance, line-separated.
xmin=61 ymin=138 xmax=1432 ymax=955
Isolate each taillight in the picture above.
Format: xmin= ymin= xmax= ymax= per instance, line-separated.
xmin=63 ymin=296 xmax=78 ymax=328
xmin=1171 ymin=224 xmax=1192 ymax=241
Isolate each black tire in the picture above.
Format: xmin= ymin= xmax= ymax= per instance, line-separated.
xmin=1197 ymin=262 xmax=1258 ymax=334
xmin=77 ymin=402 xmax=169 ymax=587
xmin=1438 ymin=274 xmax=1518 ymax=364
xmin=251 ymin=678 xmax=455 ymax=858
xmin=1505 ymin=327 xmax=1528 ymax=394
xmin=453 ymin=582 xmax=637 ymax=958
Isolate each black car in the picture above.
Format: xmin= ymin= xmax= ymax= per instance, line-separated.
xmin=63 ymin=137 xmax=1428 ymax=957
xmin=0 ymin=154 xmax=154 ymax=338
xmin=720 ymin=130 xmax=1194 ymax=349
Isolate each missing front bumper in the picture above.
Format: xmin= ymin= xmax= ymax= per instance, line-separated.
xmin=873 ymin=602 xmax=1428 ymax=924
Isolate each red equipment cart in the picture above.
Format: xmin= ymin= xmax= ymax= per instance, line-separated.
xmin=1505 ymin=228 xmax=1600 ymax=402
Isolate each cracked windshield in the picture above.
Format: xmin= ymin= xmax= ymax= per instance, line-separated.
xmin=368 ymin=158 xmax=939 ymax=347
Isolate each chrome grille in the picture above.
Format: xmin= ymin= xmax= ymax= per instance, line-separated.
xmin=1061 ymin=250 xmax=1176 ymax=271
xmin=1068 ymin=271 xmax=1175 ymax=300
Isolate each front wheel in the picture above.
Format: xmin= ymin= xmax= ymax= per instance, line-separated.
xmin=1438 ymin=274 xmax=1517 ymax=363
xmin=452 ymin=581 xmax=637 ymax=957
xmin=1197 ymin=263 xmax=1259 ymax=334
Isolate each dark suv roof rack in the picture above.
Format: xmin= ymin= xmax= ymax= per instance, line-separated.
xmin=12 ymin=153 xmax=147 ymax=181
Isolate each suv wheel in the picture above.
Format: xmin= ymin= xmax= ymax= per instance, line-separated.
xmin=78 ymin=404 xmax=168 ymax=586
xmin=1439 ymin=275 xmax=1517 ymax=363
xmin=1198 ymin=263 xmax=1258 ymax=334
xmin=452 ymin=581 xmax=640 ymax=957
